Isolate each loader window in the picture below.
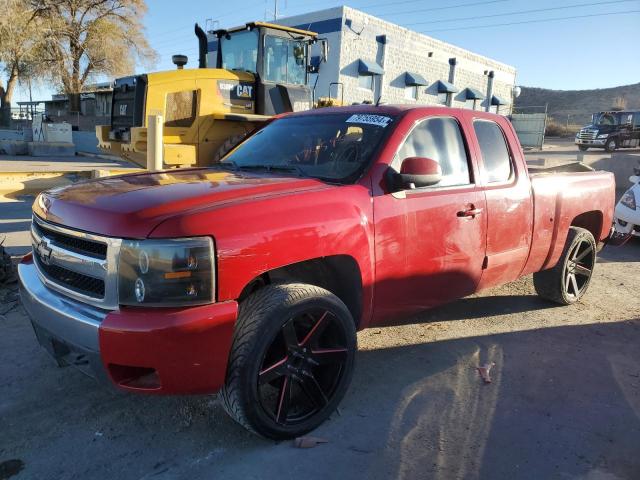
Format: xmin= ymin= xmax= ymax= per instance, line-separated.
xmin=165 ymin=90 xmax=198 ymax=128
xmin=220 ymin=29 xmax=259 ymax=73
xmin=264 ymin=36 xmax=306 ymax=85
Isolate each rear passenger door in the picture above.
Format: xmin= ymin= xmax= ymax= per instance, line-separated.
xmin=471 ymin=117 xmax=533 ymax=290
xmin=372 ymin=115 xmax=487 ymax=324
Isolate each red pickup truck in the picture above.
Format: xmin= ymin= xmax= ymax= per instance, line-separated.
xmin=19 ymin=106 xmax=614 ymax=439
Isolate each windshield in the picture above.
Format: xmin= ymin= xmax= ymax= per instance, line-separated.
xmin=220 ymin=30 xmax=259 ymax=73
xmin=221 ymin=113 xmax=396 ymax=183
xmin=592 ymin=112 xmax=631 ymax=126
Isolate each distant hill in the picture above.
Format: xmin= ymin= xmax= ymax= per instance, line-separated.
xmin=515 ymin=83 xmax=640 ymax=125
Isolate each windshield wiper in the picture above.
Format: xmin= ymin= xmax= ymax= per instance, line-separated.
xmin=237 ymin=164 xmax=309 ymax=178
xmin=216 ymin=160 xmax=239 ymax=171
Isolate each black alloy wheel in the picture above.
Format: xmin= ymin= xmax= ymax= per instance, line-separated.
xmin=533 ymin=227 xmax=597 ymax=305
xmin=258 ymin=308 xmax=349 ymax=426
xmin=562 ymin=235 xmax=595 ymax=301
xmin=221 ymin=283 xmax=356 ymax=439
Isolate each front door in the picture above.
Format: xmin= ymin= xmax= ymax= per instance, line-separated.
xmin=372 ymin=115 xmax=487 ymax=324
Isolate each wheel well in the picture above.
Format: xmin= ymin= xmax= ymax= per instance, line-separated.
xmin=571 ymin=211 xmax=603 ymax=241
xmin=238 ymin=256 xmax=363 ymax=327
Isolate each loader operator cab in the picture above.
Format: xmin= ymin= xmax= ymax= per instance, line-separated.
xmin=212 ymin=22 xmax=327 ymax=115
xmin=97 ymin=21 xmax=327 ymax=169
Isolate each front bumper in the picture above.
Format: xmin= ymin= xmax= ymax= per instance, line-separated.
xmin=614 ymin=203 xmax=640 ymax=237
xmin=18 ymin=256 xmax=111 ymax=383
xmin=575 ymin=138 xmax=606 ymax=146
xmin=19 ymin=256 xmax=239 ymax=394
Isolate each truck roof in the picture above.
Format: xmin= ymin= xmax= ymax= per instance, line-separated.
xmin=286 ymin=104 xmax=506 ymax=120
xmin=214 ymin=21 xmax=317 ymax=38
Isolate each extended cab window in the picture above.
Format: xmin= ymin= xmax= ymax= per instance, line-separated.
xmin=473 ymin=120 xmax=512 ymax=183
xmin=397 ymin=117 xmax=471 ymax=187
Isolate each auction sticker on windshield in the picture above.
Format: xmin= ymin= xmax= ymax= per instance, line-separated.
xmin=346 ymin=114 xmax=393 ymax=128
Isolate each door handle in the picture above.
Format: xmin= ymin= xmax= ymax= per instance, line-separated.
xmin=457 ymin=207 xmax=483 ymax=218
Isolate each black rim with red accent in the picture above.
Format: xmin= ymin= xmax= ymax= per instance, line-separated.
xmin=257 ymin=308 xmax=349 ymax=426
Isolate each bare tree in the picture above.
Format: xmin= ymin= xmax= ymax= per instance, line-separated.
xmin=33 ymin=0 xmax=157 ymax=111
xmin=0 ymin=0 xmax=43 ymax=123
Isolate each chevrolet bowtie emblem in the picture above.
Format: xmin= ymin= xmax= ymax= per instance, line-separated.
xmin=36 ymin=240 xmax=53 ymax=265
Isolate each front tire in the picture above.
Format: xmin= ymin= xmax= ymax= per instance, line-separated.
xmin=533 ymin=227 xmax=596 ymax=305
xmin=221 ymin=283 xmax=357 ymax=439
xmin=605 ymin=137 xmax=617 ymax=153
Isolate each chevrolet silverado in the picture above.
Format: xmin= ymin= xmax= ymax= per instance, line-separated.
xmin=19 ymin=105 xmax=615 ymax=439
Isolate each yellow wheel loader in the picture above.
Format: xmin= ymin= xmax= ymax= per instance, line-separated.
xmin=96 ymin=22 xmax=328 ymax=168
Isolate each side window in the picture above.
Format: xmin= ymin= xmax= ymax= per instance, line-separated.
xmin=264 ymin=36 xmax=306 ymax=85
xmin=165 ymin=90 xmax=198 ymax=128
xmin=473 ymin=120 xmax=512 ymax=183
xmin=634 ymin=114 xmax=640 ymax=128
xmin=397 ymin=117 xmax=471 ymax=187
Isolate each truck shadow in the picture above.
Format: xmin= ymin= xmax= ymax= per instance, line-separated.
xmin=599 ymin=238 xmax=640 ymax=263
xmin=3 ymin=292 xmax=640 ymax=479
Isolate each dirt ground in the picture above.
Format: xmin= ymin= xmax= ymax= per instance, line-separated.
xmin=1 ymin=240 xmax=639 ymax=480
xmin=1 ymin=142 xmax=640 ymax=480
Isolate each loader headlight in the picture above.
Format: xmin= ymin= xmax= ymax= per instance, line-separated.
xmin=620 ymin=189 xmax=637 ymax=211
xmin=118 ymin=237 xmax=215 ymax=307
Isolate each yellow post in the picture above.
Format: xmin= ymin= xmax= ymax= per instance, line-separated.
xmin=147 ymin=114 xmax=164 ymax=171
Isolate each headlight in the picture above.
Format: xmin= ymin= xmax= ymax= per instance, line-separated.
xmin=620 ymin=189 xmax=637 ymax=211
xmin=118 ymin=237 xmax=215 ymax=307
xmin=597 ymin=133 xmax=609 ymax=139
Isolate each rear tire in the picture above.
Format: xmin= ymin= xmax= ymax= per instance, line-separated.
xmin=220 ymin=283 xmax=357 ymax=439
xmin=533 ymin=227 xmax=596 ymax=305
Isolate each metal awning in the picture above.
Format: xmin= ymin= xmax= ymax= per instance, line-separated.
xmin=435 ymin=80 xmax=458 ymax=94
xmin=358 ymin=59 xmax=385 ymax=76
xmin=462 ymin=87 xmax=484 ymax=100
xmin=405 ymin=72 xmax=428 ymax=86
xmin=491 ymin=95 xmax=508 ymax=105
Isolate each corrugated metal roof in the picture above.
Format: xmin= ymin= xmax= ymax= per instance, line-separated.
xmin=358 ymin=59 xmax=384 ymax=75
xmin=405 ymin=72 xmax=428 ymax=86
xmin=435 ymin=80 xmax=458 ymax=93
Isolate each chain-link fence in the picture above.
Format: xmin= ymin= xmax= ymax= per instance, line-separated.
xmin=0 ymin=106 xmax=44 ymax=130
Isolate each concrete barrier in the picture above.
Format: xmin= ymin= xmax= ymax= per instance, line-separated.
xmin=27 ymin=142 xmax=76 ymax=157
xmin=72 ymin=131 xmax=100 ymax=154
xmin=0 ymin=140 xmax=28 ymax=155
xmin=2 ymin=129 xmax=101 ymax=155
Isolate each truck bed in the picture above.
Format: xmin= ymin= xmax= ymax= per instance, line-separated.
xmin=528 ymin=161 xmax=595 ymax=175
xmin=522 ymin=168 xmax=615 ymax=276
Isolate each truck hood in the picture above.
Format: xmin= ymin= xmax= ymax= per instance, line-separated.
xmin=34 ymin=169 xmax=332 ymax=238
xmin=582 ymin=124 xmax=616 ymax=134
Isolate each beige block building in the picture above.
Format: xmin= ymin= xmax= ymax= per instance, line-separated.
xmin=275 ymin=6 xmax=517 ymax=113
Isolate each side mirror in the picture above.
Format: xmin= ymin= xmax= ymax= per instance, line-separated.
xmin=397 ymin=157 xmax=442 ymax=189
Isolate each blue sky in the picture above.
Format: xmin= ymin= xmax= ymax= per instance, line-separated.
xmin=14 ymin=0 xmax=640 ymax=102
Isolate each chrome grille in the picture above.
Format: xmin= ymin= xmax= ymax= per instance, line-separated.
xmin=31 ymin=215 xmax=122 ymax=310
xmin=578 ymin=129 xmax=598 ymax=140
